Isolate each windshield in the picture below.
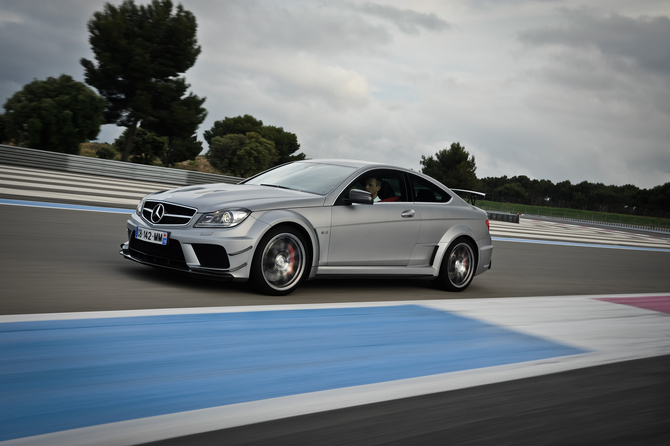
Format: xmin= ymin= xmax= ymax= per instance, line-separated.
xmin=243 ymin=162 xmax=358 ymax=195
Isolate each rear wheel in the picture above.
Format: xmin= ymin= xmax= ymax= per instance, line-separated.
xmin=437 ymin=238 xmax=476 ymax=292
xmin=251 ymin=226 xmax=309 ymax=296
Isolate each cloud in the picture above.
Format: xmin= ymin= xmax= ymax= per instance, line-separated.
xmin=197 ymin=1 xmax=393 ymax=57
xmin=506 ymin=8 xmax=670 ymax=187
xmin=518 ymin=9 xmax=670 ymax=76
xmin=0 ymin=0 xmax=92 ymax=101
xmin=212 ymin=52 xmax=372 ymax=110
xmin=1 ymin=0 xmax=669 ymax=189
xmin=191 ymin=2 xmax=377 ymax=111
xmin=345 ymin=2 xmax=450 ymax=35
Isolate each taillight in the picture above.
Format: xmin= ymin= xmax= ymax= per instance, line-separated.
xmin=485 ymin=219 xmax=490 ymax=231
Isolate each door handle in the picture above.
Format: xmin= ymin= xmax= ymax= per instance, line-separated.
xmin=401 ymin=210 xmax=415 ymax=218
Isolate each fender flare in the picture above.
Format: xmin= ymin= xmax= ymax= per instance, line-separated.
xmin=254 ymin=209 xmax=321 ymax=271
xmin=432 ymin=225 xmax=479 ymax=274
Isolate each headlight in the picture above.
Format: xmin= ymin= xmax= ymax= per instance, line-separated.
xmin=135 ymin=197 xmax=147 ymax=216
xmin=194 ymin=209 xmax=251 ymax=228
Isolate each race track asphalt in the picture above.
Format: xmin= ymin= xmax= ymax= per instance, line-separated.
xmin=147 ymin=354 xmax=670 ymax=446
xmin=1 ymin=203 xmax=669 ymax=446
xmin=1 ymin=204 xmax=669 ymax=315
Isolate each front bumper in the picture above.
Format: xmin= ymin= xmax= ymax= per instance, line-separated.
xmin=119 ymin=212 xmax=266 ymax=281
xmin=119 ymin=243 xmax=238 ymax=280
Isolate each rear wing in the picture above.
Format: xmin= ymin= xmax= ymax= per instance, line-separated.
xmin=450 ymin=189 xmax=486 ymax=206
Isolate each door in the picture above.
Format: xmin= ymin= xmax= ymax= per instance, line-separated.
xmin=328 ymin=170 xmax=422 ymax=266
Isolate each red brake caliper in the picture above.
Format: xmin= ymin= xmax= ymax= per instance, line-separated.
xmin=286 ymin=244 xmax=295 ymax=275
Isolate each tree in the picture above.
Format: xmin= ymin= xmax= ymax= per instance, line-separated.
xmin=647 ymin=182 xmax=670 ymax=216
xmin=493 ymin=183 xmax=527 ymax=203
xmin=510 ymin=175 xmax=532 ymax=191
xmin=2 ymin=75 xmax=104 ymax=154
xmin=140 ymin=78 xmax=206 ymax=166
xmin=261 ymin=125 xmax=306 ymax=164
xmin=528 ymin=179 xmax=554 ymax=206
xmin=81 ymin=0 xmax=201 ymax=161
xmin=114 ymin=128 xmax=166 ymax=164
xmin=204 ymin=115 xmax=305 ymax=166
xmin=553 ymin=180 xmax=573 ymax=208
xmin=96 ymin=144 xmax=118 ymax=160
xmin=204 ymin=115 xmax=263 ymax=141
xmin=0 ymin=114 xmax=7 ymax=143
xmin=206 ymin=132 xmax=278 ymax=177
xmin=479 ymin=172 xmax=668 ymax=218
xmin=480 ymin=175 xmax=509 ymax=195
xmin=420 ymin=142 xmax=480 ymax=190
xmin=161 ymin=135 xmax=203 ymax=166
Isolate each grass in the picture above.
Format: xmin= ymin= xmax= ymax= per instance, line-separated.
xmin=476 ymin=200 xmax=670 ymax=230
xmin=172 ymin=156 xmax=224 ymax=174
xmin=79 ymin=142 xmax=121 ymax=160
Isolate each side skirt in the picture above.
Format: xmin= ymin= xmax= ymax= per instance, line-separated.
xmin=314 ymin=265 xmax=439 ymax=278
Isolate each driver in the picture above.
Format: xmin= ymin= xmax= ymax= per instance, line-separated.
xmin=364 ymin=176 xmax=382 ymax=202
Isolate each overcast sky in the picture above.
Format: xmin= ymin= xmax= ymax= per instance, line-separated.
xmin=1 ymin=0 xmax=669 ymax=188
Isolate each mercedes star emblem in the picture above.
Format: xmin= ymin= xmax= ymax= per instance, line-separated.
xmin=151 ymin=203 xmax=165 ymax=223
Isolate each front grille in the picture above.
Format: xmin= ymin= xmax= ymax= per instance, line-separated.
xmin=142 ymin=201 xmax=197 ymax=226
xmin=192 ymin=244 xmax=230 ymax=269
xmin=129 ymin=233 xmax=188 ymax=270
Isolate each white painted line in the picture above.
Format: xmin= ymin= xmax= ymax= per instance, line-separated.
xmin=0 ymin=172 xmax=169 ymax=194
xmin=0 ymin=187 xmax=138 ymax=206
xmin=0 ymin=199 xmax=132 ymax=214
xmin=0 ymin=179 xmax=147 ymax=198
xmin=490 ymin=231 xmax=670 ymax=248
xmin=492 ymin=221 xmax=669 ymax=244
xmin=492 ymin=236 xmax=670 ymax=252
xmin=0 ymin=292 xmax=665 ymax=323
xmin=0 ymin=164 xmax=176 ymax=189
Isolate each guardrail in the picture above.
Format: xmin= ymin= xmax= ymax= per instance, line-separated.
xmin=487 ymin=211 xmax=520 ymax=223
xmin=0 ymin=144 xmax=243 ymax=185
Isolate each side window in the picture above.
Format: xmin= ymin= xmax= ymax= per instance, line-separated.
xmin=409 ymin=174 xmax=452 ymax=203
xmin=337 ymin=170 xmax=407 ymax=204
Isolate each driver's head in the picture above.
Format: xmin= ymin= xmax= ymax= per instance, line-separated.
xmin=364 ymin=176 xmax=381 ymax=199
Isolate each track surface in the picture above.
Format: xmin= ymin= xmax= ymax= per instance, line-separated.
xmin=148 ymin=354 xmax=670 ymax=446
xmin=1 ymin=165 xmax=670 ymax=445
xmin=1 ymin=204 xmax=669 ymax=314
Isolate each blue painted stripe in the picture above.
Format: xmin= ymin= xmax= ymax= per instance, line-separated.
xmin=0 ymin=198 xmax=133 ymax=214
xmin=0 ymin=306 xmax=586 ymax=441
xmin=492 ymin=236 xmax=670 ymax=253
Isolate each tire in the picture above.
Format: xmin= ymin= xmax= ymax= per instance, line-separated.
xmin=436 ymin=238 xmax=477 ymax=292
xmin=251 ymin=225 xmax=310 ymax=296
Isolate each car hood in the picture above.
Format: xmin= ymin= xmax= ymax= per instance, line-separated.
xmin=147 ymin=183 xmax=326 ymax=213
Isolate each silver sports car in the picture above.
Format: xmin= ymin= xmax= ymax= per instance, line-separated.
xmin=120 ymin=159 xmax=492 ymax=295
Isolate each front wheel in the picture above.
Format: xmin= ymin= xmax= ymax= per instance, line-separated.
xmin=436 ymin=238 xmax=477 ymax=292
xmin=251 ymin=226 xmax=310 ymax=296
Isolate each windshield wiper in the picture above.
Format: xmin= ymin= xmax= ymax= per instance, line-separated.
xmin=260 ymin=184 xmax=294 ymax=190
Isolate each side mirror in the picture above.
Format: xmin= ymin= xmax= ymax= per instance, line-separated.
xmin=346 ymin=189 xmax=373 ymax=205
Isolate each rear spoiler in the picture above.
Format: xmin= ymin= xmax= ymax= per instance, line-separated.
xmin=450 ymin=189 xmax=486 ymax=206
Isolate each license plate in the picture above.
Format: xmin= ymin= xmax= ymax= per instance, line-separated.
xmin=135 ymin=227 xmax=169 ymax=245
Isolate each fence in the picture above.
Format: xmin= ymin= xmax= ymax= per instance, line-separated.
xmin=487 ymin=211 xmax=520 ymax=224
xmin=0 ymin=144 xmax=243 ymax=185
